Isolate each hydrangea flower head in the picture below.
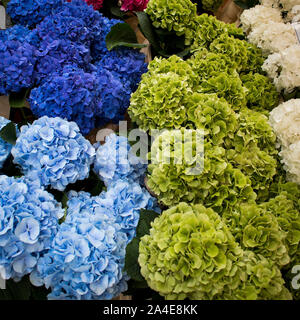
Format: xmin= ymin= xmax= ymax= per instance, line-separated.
xmin=121 ymin=0 xmax=149 ymax=12
xmin=0 ymin=25 xmax=40 ymax=47
xmin=33 ymin=39 xmax=92 ymax=85
xmin=97 ymin=179 xmax=160 ymax=241
xmin=7 ymin=0 xmax=63 ymax=27
xmin=98 ymin=47 xmax=147 ymax=91
xmin=93 ymin=133 xmax=147 ymax=186
xmin=0 ymin=40 xmax=36 ymax=95
xmin=29 ymin=65 xmax=100 ymax=135
xmin=95 ymin=67 xmax=131 ymax=126
xmin=0 ymin=175 xmax=64 ymax=281
xmin=84 ymin=0 xmax=104 ymax=10
xmin=30 ymin=191 xmax=129 ymax=300
xmin=11 ymin=116 xmax=95 ymax=191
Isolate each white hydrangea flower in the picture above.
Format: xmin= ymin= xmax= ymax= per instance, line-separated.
xmin=262 ymin=45 xmax=300 ymax=92
xmin=269 ymin=99 xmax=300 ymax=148
xmin=259 ymin=0 xmax=280 ymax=8
xmin=280 ymin=141 xmax=300 ymax=185
xmin=289 ymin=5 xmax=300 ymax=22
xmin=240 ymin=5 xmax=283 ymax=33
xmin=278 ymin=0 xmax=300 ymax=12
xmin=248 ymin=22 xmax=298 ymax=54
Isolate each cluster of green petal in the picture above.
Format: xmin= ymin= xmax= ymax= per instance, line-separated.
xmin=260 ymin=193 xmax=300 ymax=264
xmin=138 ymin=202 xmax=244 ymax=300
xmin=226 ymin=143 xmax=277 ymax=193
xmin=139 ymin=203 xmax=291 ymax=300
xmin=185 ymin=14 xmax=244 ymax=50
xmin=222 ymin=202 xmax=290 ymax=267
xmin=196 ymin=72 xmax=247 ymax=111
xmin=219 ymin=251 xmax=292 ymax=300
xmin=145 ymin=0 xmax=197 ymax=35
xmin=241 ymin=73 xmax=279 ymax=113
xmin=186 ymin=92 xmax=238 ymax=146
xmin=128 ymin=71 xmax=191 ymax=131
xmin=147 ymin=55 xmax=199 ymax=88
xmin=233 ymin=108 xmax=277 ymax=156
xmin=147 ymin=129 xmax=256 ymax=211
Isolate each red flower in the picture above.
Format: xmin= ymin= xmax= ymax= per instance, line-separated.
xmin=120 ymin=0 xmax=149 ymax=12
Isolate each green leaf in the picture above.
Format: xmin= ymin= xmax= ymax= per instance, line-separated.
xmin=136 ymin=209 xmax=160 ymax=239
xmin=0 ymin=122 xmax=17 ymax=145
xmin=0 ymin=277 xmax=31 ymax=300
xmin=106 ymin=23 xmax=147 ymax=51
xmin=125 ymin=238 xmax=145 ymax=282
xmin=136 ymin=11 xmax=161 ymax=52
xmin=9 ymin=89 xmax=28 ymax=108
xmin=110 ymin=6 xmax=128 ymax=18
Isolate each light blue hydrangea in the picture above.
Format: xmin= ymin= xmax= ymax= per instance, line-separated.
xmin=0 ymin=117 xmax=16 ymax=170
xmin=11 ymin=116 xmax=95 ymax=191
xmin=0 ymin=175 xmax=64 ymax=281
xmin=30 ymin=190 xmax=130 ymax=300
xmin=97 ymin=179 xmax=161 ymax=242
xmin=93 ymin=133 xmax=147 ymax=186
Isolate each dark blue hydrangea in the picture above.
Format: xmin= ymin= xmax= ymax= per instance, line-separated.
xmin=0 ymin=175 xmax=64 ymax=281
xmin=93 ymin=133 xmax=147 ymax=186
xmin=98 ymin=47 xmax=147 ymax=91
xmin=35 ymin=8 xmax=94 ymax=48
xmin=95 ymin=67 xmax=131 ymax=126
xmin=33 ymin=39 xmax=93 ymax=85
xmin=11 ymin=116 xmax=95 ymax=191
xmin=0 ymin=40 xmax=36 ymax=95
xmin=0 ymin=25 xmax=40 ymax=47
xmin=29 ymin=65 xmax=100 ymax=135
xmin=30 ymin=190 xmax=130 ymax=300
xmin=91 ymin=16 xmax=122 ymax=61
xmin=7 ymin=0 xmax=63 ymax=28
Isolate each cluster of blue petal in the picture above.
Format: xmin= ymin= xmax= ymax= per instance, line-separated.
xmin=33 ymin=40 xmax=92 ymax=85
xmin=97 ymin=179 xmax=160 ymax=242
xmin=7 ymin=0 xmax=63 ymax=28
xmin=95 ymin=68 xmax=131 ymax=126
xmin=0 ymin=25 xmax=40 ymax=47
xmin=29 ymin=66 xmax=100 ymax=135
xmin=91 ymin=16 xmax=122 ymax=61
xmin=11 ymin=116 xmax=95 ymax=191
xmin=98 ymin=47 xmax=148 ymax=91
xmin=30 ymin=190 xmax=129 ymax=300
xmin=0 ymin=40 xmax=36 ymax=95
xmin=0 ymin=117 xmax=15 ymax=169
xmin=0 ymin=175 xmax=64 ymax=281
xmin=93 ymin=133 xmax=147 ymax=187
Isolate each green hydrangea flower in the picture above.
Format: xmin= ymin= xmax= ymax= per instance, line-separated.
xmin=196 ymin=72 xmax=247 ymax=111
xmin=241 ymin=73 xmax=279 ymax=113
xmin=186 ymin=92 xmax=238 ymax=146
xmin=185 ymin=14 xmax=244 ymax=50
xmin=146 ymin=0 xmax=197 ymax=35
xmin=222 ymin=202 xmax=290 ymax=267
xmin=261 ymin=193 xmax=300 ymax=264
xmin=188 ymin=49 xmax=237 ymax=78
xmin=147 ymin=129 xmax=256 ymax=211
xmin=243 ymin=42 xmax=265 ymax=74
xmin=218 ymin=251 xmax=292 ymax=300
xmin=128 ymin=71 xmax=192 ymax=131
xmin=138 ymin=202 xmax=244 ymax=300
xmin=226 ymin=143 xmax=277 ymax=192
xmin=233 ymin=107 xmax=278 ymax=156
xmin=147 ymin=55 xmax=199 ymax=88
